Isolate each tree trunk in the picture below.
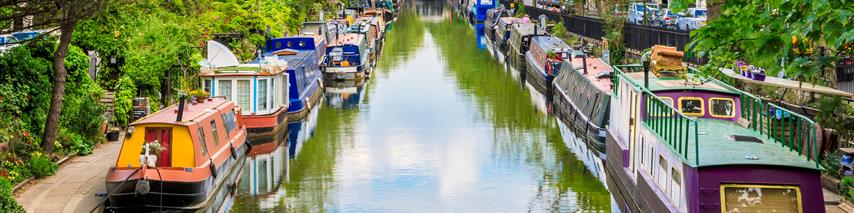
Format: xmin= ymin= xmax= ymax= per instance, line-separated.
xmin=41 ymin=23 xmax=75 ymax=155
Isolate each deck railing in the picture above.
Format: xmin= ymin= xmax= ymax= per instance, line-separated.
xmin=613 ymin=65 xmax=700 ymax=165
xmin=613 ymin=66 xmax=820 ymax=168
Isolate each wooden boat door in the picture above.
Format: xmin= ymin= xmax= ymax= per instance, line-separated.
xmin=145 ymin=127 xmax=173 ymax=167
xmin=628 ymin=90 xmax=640 ymax=173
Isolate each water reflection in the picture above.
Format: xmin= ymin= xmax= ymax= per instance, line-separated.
xmin=287 ymin=102 xmax=322 ymax=159
xmin=233 ymin=0 xmax=611 ymax=211
xmin=324 ymin=80 xmax=368 ymax=110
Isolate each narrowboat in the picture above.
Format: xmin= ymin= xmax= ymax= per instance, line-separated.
xmin=493 ymin=17 xmax=520 ymax=60
xmin=606 ymin=47 xmax=824 ymax=212
xmin=324 ymin=33 xmax=370 ymax=81
xmin=350 ymin=16 xmax=380 ymax=65
xmin=524 ymin=35 xmax=571 ymax=97
xmin=465 ymin=0 xmax=496 ymax=23
xmin=200 ymin=40 xmax=290 ymax=146
xmin=261 ymin=37 xmax=325 ymax=120
xmin=106 ymin=97 xmax=250 ymax=211
xmin=551 ymin=55 xmax=613 ymax=152
xmin=506 ymin=21 xmax=539 ymax=72
xmin=483 ymin=8 xmax=510 ymax=45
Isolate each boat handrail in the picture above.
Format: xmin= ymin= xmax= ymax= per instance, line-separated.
xmin=613 ymin=64 xmax=700 ymax=166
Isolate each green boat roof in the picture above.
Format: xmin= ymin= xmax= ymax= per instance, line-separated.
xmin=663 ymin=119 xmax=819 ymax=170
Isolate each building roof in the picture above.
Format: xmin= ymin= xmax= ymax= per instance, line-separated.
xmin=132 ymin=97 xmax=232 ymax=126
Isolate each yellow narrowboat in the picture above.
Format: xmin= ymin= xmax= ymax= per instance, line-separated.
xmin=106 ymin=96 xmax=250 ymax=211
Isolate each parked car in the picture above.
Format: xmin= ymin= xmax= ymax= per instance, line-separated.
xmin=651 ymin=9 xmax=679 ymax=28
xmin=676 ymin=8 xmax=708 ymax=31
xmin=11 ymin=31 xmax=41 ymax=41
xmin=627 ymin=3 xmax=659 ymax=25
xmin=0 ymin=34 xmax=19 ymax=52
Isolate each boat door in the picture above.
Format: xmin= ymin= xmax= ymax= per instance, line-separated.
xmin=628 ymin=89 xmax=640 ymax=173
xmin=145 ymin=127 xmax=173 ymax=167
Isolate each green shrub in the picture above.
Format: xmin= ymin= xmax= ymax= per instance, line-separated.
xmin=27 ymin=152 xmax=56 ymax=178
xmin=0 ymin=177 xmax=25 ymax=213
xmin=822 ymin=151 xmax=843 ymax=178
xmin=842 ymin=176 xmax=854 ymax=200
xmin=114 ymin=76 xmax=137 ymax=126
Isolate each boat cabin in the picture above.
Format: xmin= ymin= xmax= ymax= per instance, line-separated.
xmin=261 ymin=37 xmax=324 ymax=115
xmin=607 ymin=63 xmax=824 ymax=212
xmin=325 ymin=33 xmax=369 ymax=71
xmin=527 ymin=36 xmax=571 ymax=76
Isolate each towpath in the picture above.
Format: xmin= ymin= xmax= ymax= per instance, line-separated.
xmin=13 ymin=133 xmax=123 ymax=213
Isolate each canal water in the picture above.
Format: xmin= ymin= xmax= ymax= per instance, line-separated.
xmin=233 ymin=0 xmax=611 ymax=212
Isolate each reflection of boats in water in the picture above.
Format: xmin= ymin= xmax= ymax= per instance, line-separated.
xmin=324 ymin=80 xmax=368 ymax=110
xmin=238 ymin=138 xmax=288 ymax=210
xmin=287 ymin=100 xmax=322 ymax=159
xmin=556 ymin=120 xmax=606 ymax=185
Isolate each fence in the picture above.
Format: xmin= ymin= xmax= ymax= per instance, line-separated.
xmin=525 ymin=7 xmax=705 ymax=65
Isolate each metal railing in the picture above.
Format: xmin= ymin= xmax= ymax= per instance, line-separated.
xmin=614 ymin=65 xmax=700 ymax=165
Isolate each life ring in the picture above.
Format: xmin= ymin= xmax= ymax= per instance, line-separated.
xmin=546 ymin=63 xmax=553 ymax=75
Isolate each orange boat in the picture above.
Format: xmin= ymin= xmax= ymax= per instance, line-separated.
xmin=105 ymin=97 xmax=250 ymax=211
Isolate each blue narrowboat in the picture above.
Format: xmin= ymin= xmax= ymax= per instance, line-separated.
xmin=261 ymin=37 xmax=324 ymax=120
xmin=466 ymin=0 xmax=497 ymax=23
xmin=323 ymin=33 xmax=370 ymax=81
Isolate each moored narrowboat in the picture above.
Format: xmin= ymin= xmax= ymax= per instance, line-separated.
xmin=483 ymin=8 xmax=509 ymax=45
xmin=524 ymin=35 xmax=571 ymax=97
xmin=506 ymin=21 xmax=539 ymax=72
xmin=261 ymin=37 xmax=325 ymax=121
xmin=606 ymin=47 xmax=824 ymax=212
xmin=324 ymin=33 xmax=370 ymax=81
xmin=551 ymin=55 xmax=613 ymax=152
xmin=493 ymin=17 xmax=518 ymax=52
xmin=200 ymin=41 xmax=290 ymax=146
xmin=465 ymin=0 xmax=496 ymax=23
xmin=106 ymin=97 xmax=250 ymax=211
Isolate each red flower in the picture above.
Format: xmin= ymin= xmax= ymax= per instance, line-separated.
xmin=22 ymin=131 xmax=29 ymax=137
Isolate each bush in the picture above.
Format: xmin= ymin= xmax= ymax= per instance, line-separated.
xmin=27 ymin=152 xmax=56 ymax=178
xmin=114 ymin=76 xmax=137 ymax=126
xmin=842 ymin=176 xmax=854 ymax=200
xmin=0 ymin=177 xmax=25 ymax=213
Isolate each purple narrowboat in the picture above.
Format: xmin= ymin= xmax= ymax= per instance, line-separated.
xmin=607 ymin=61 xmax=824 ymax=212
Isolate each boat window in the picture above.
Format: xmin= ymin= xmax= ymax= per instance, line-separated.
xmin=710 ymin=98 xmax=735 ymax=118
xmin=721 ymin=184 xmax=801 ymax=212
xmin=218 ymin=80 xmax=232 ymax=100
xmin=649 ymin=147 xmax=655 ymax=176
xmin=197 ymin=127 xmax=209 ymax=157
xmin=649 ymin=97 xmax=674 ymax=117
xmin=640 ymin=138 xmax=645 ymax=169
xmin=221 ymin=111 xmax=236 ymax=136
xmin=258 ymin=79 xmax=268 ymax=111
xmin=211 ymin=120 xmax=221 ymax=146
xmin=236 ymin=80 xmax=251 ymax=111
xmin=670 ymin=168 xmax=681 ymax=206
xmin=657 ymin=155 xmax=667 ymax=191
xmin=678 ymin=97 xmax=705 ymax=117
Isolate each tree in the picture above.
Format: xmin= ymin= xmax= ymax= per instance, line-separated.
xmin=0 ymin=0 xmax=109 ymax=155
xmin=674 ymin=0 xmax=853 ymax=88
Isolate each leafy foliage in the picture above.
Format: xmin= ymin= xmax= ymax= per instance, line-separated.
xmin=27 ymin=152 xmax=56 ymax=178
xmin=601 ymin=0 xmax=628 ymax=65
xmin=0 ymin=177 xmax=24 ymax=213
xmin=682 ymin=0 xmax=853 ymax=85
xmin=114 ymin=76 xmax=137 ymax=126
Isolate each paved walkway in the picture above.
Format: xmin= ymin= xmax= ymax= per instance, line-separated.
xmin=14 ymin=135 xmax=123 ymax=213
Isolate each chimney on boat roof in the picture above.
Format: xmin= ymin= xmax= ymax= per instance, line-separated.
xmin=176 ymin=95 xmax=187 ymax=122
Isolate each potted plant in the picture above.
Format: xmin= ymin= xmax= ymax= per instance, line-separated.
xmin=189 ymin=89 xmax=210 ymax=103
xmin=139 ymin=141 xmax=163 ymax=167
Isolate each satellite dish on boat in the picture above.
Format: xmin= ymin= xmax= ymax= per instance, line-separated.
xmin=207 ymin=40 xmax=239 ymax=68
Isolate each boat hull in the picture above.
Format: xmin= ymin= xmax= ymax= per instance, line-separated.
xmin=244 ymin=108 xmax=289 ymax=145
xmin=287 ymin=80 xmax=324 ymax=121
xmin=524 ymin=52 xmax=553 ymax=98
xmin=106 ymin=143 xmax=249 ymax=212
xmin=324 ymin=66 xmax=367 ymax=81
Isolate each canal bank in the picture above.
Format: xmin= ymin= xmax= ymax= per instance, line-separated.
xmin=231 ymin=1 xmax=611 ymax=212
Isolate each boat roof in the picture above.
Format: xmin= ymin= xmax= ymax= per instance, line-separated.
xmin=511 ymin=23 xmax=536 ymax=35
xmin=566 ymin=57 xmax=613 ymax=93
xmin=498 ymin=17 xmax=519 ymax=25
xmin=258 ymin=50 xmax=313 ymax=67
xmin=622 ymin=72 xmax=735 ymax=94
xmin=683 ymin=119 xmax=818 ymax=170
xmin=132 ymin=97 xmax=231 ymax=126
xmin=531 ymin=36 xmax=570 ymax=51
xmin=329 ymin=33 xmax=365 ymax=46
xmin=200 ymin=61 xmax=288 ymax=77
